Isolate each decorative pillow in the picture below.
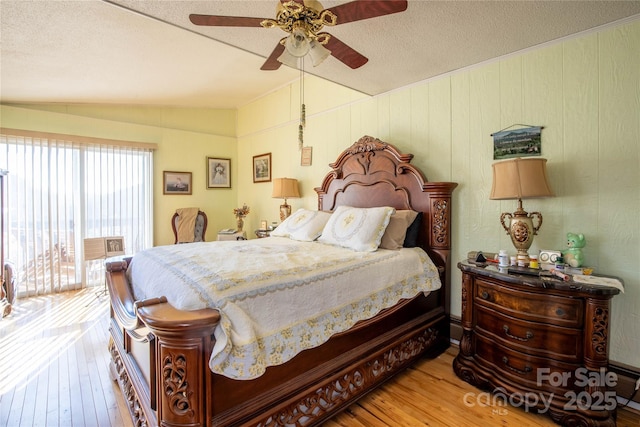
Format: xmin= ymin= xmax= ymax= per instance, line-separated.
xmin=318 ymin=206 xmax=395 ymax=252
xmin=270 ymin=209 xmax=331 ymax=241
xmin=403 ymin=212 xmax=422 ymax=248
xmin=379 ymin=210 xmax=419 ymax=250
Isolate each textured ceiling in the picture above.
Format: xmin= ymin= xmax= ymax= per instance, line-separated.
xmin=1 ymin=1 xmax=639 ymax=109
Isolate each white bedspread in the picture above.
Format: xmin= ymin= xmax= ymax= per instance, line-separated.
xmin=128 ymin=237 xmax=441 ymax=380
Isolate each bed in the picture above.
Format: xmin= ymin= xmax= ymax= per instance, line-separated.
xmin=106 ymin=135 xmax=457 ymax=427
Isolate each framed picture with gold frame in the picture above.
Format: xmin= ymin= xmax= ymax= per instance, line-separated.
xmin=253 ymin=153 xmax=271 ymax=183
xmin=163 ymin=171 xmax=192 ymax=195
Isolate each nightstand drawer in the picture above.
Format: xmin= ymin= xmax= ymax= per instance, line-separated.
xmin=475 ymin=278 xmax=583 ymax=328
xmin=475 ymin=334 xmax=581 ymax=394
xmin=476 ymin=306 xmax=582 ymax=362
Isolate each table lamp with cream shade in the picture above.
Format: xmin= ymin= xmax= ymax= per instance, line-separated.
xmin=272 ymin=178 xmax=301 ymax=221
xmin=490 ymin=157 xmax=554 ymax=264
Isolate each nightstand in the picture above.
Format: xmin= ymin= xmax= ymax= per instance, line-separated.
xmin=254 ymin=229 xmax=271 ymax=238
xmin=453 ymin=261 xmax=621 ymax=426
xmin=217 ymin=231 xmax=246 ymax=241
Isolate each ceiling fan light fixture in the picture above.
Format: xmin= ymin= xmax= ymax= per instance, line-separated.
xmin=190 ymin=0 xmax=411 ymax=71
xmin=277 ymin=48 xmax=301 ymax=68
xmin=284 ymin=28 xmax=311 ymax=57
xmin=308 ymin=39 xmax=330 ymax=66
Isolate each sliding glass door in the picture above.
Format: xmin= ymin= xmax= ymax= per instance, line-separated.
xmin=1 ymin=131 xmax=153 ymax=298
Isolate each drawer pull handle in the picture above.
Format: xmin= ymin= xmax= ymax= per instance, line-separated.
xmin=556 ymin=308 xmax=565 ymax=316
xmin=481 ymin=291 xmax=489 ymax=300
xmin=502 ymin=356 xmax=532 ymax=375
xmin=503 ymin=325 xmax=534 ymax=342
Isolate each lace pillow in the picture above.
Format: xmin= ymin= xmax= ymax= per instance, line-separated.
xmin=318 ymin=206 xmax=395 ymax=252
xmin=270 ymin=209 xmax=332 ymax=241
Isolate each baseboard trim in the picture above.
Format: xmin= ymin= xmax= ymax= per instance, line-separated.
xmin=450 ymin=315 xmax=462 ymax=342
xmin=610 ymin=362 xmax=640 ymax=409
xmin=448 ymin=316 xmax=640 ymax=407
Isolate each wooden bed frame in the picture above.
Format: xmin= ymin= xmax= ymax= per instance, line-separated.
xmin=106 ymin=136 xmax=457 ymax=427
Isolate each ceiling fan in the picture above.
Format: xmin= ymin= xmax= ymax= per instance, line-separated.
xmin=189 ymin=0 xmax=408 ymax=71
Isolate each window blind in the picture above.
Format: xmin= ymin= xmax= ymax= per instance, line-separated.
xmin=0 ymin=129 xmax=154 ymax=297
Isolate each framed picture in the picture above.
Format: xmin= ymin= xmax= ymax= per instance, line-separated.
xmin=492 ymin=126 xmax=542 ymax=160
xmin=301 ymin=146 xmax=312 ymax=166
xmin=207 ymin=157 xmax=231 ymax=188
xmin=253 ymin=153 xmax=272 ymax=183
xmin=105 ymin=236 xmax=125 ymax=257
xmin=163 ymin=171 xmax=192 ymax=195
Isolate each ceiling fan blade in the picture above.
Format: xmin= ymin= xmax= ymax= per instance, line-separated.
xmin=326 ymin=0 xmax=408 ymax=25
xmin=261 ymin=43 xmax=286 ymax=71
xmin=189 ymin=14 xmax=266 ymax=27
xmin=323 ymin=34 xmax=368 ymax=69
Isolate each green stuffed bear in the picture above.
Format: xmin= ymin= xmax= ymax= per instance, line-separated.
xmin=562 ymin=232 xmax=586 ymax=267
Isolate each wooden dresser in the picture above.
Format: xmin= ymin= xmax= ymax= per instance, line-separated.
xmin=453 ymin=261 xmax=621 ymax=426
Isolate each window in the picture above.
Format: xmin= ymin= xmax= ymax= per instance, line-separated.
xmin=1 ymin=129 xmax=155 ymax=298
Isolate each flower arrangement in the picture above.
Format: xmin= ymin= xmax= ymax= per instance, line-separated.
xmin=233 ymin=204 xmax=250 ymax=218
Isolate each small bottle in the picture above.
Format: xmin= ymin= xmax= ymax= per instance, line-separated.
xmin=510 ymin=256 xmax=517 ymax=266
xmin=555 ymin=256 xmax=565 ymax=271
xmin=529 ymin=254 xmax=539 ymax=269
xmin=498 ymin=250 xmax=509 ymax=267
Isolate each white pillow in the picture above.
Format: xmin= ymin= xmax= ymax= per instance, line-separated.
xmin=270 ymin=209 xmax=332 ymax=241
xmin=379 ymin=210 xmax=419 ymax=250
xmin=318 ymin=206 xmax=395 ymax=252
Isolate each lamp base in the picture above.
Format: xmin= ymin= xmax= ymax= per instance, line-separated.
xmin=279 ymin=203 xmax=291 ymax=222
xmin=499 ymin=199 xmax=543 ymax=267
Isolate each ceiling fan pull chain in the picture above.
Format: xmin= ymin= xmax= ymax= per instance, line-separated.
xmin=299 ymin=59 xmax=305 ymax=150
xmin=298 ymin=123 xmax=304 ymax=150
xmin=300 ymin=60 xmax=305 ymax=128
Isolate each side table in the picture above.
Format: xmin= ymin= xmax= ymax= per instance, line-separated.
xmin=453 ymin=260 xmax=621 ymax=426
xmin=217 ymin=231 xmax=247 ymax=241
xmin=254 ymin=229 xmax=272 ymax=238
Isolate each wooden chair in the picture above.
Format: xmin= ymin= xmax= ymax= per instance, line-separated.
xmin=172 ymin=210 xmax=208 ymax=243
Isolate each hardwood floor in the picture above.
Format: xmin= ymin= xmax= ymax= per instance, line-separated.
xmin=0 ymin=289 xmax=131 ymax=427
xmin=1 ymin=289 xmax=638 ymax=427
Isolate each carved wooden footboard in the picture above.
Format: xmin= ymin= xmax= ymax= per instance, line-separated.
xmin=107 ymin=266 xmax=448 ymax=426
xmin=106 ymin=136 xmax=457 ymax=426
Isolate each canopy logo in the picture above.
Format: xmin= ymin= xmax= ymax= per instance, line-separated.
xmin=463 ymin=387 xmax=553 ymax=415
xmin=462 ymin=367 xmax=618 ymax=416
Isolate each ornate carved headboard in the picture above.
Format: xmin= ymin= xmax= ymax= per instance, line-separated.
xmin=315 ymin=136 xmax=457 ymax=308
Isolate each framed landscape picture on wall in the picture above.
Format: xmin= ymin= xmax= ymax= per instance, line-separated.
xmin=163 ymin=171 xmax=192 ymax=195
xmin=253 ymin=153 xmax=271 ymax=183
xmin=207 ymin=157 xmax=231 ymax=188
